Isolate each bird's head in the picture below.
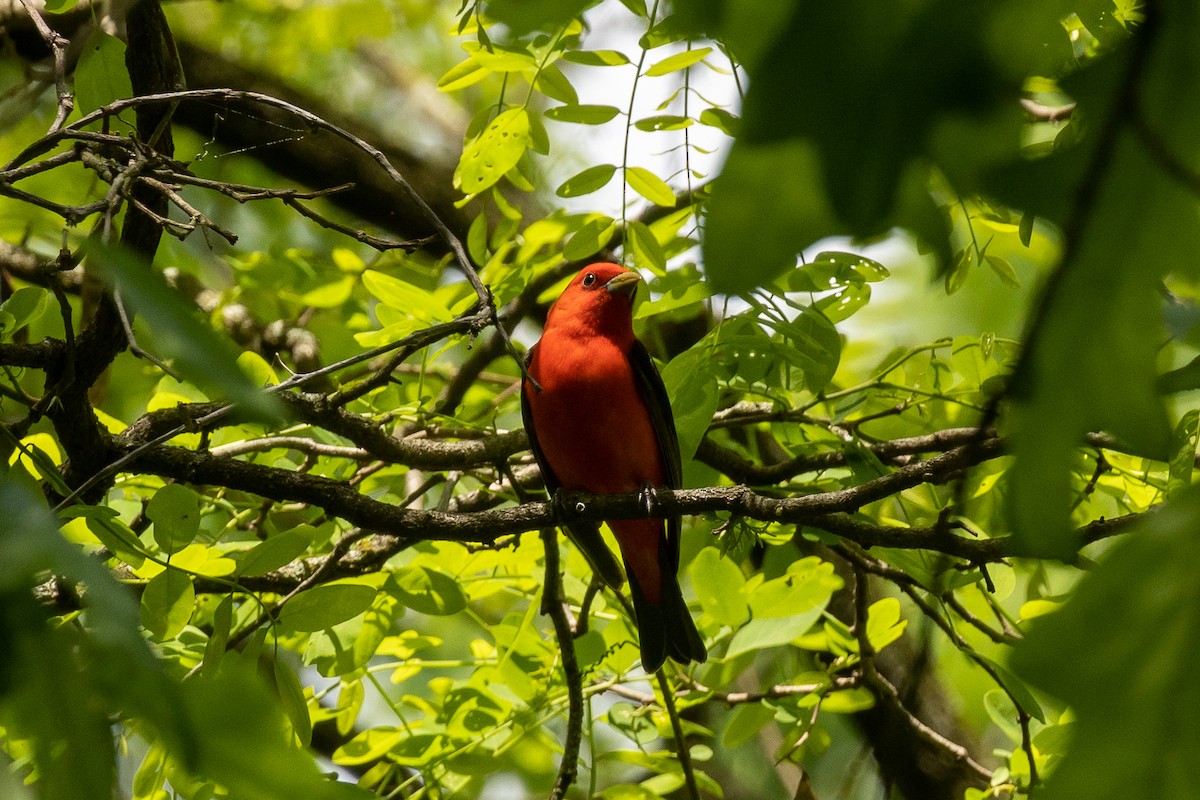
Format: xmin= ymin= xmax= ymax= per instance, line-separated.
xmin=545 ymin=262 xmax=643 ymax=342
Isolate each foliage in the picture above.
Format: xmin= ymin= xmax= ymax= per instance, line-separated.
xmin=1 ymin=0 xmax=1198 ymax=799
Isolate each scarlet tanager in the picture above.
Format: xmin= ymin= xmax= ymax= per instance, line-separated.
xmin=521 ymin=263 xmax=707 ymax=671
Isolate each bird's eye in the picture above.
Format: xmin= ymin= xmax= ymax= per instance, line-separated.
xmin=582 ymin=272 xmax=597 ymax=288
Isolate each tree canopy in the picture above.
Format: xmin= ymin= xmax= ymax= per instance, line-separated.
xmin=2 ymin=0 xmax=1197 ymax=799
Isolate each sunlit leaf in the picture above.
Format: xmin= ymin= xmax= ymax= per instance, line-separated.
xmin=563 ymin=214 xmax=616 ymax=259
xmin=562 ymin=49 xmax=631 ymax=66
xmin=698 ymin=107 xmax=739 ymax=136
xmin=545 ymin=104 xmax=622 ymax=124
xmin=634 ymin=114 xmax=693 ymax=131
xmin=556 ymin=163 xmax=618 ymax=197
xmin=644 ymin=47 xmax=712 ymax=76
xmin=455 ymin=108 xmax=531 ymax=194
xmin=688 ymin=547 xmax=749 ymax=627
xmin=625 ymin=166 xmax=675 ymax=207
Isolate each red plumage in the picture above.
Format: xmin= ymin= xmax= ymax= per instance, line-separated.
xmin=521 ymin=263 xmax=707 ymax=671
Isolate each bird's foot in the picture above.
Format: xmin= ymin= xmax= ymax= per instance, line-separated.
xmin=638 ymin=481 xmax=660 ymax=516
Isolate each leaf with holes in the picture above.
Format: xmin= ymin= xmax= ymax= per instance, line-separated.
xmin=454 ymin=108 xmax=530 ymax=194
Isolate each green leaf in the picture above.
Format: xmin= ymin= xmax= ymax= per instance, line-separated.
xmin=79 ymin=512 xmax=146 ymax=566
xmin=534 ymin=64 xmax=579 ymax=105
xmin=563 ymin=214 xmax=616 ymax=260
xmin=544 ymin=104 xmax=622 ymax=124
xmin=0 ymin=590 xmax=117 ymax=800
xmin=467 ymin=211 xmax=489 ymax=265
xmin=238 ymin=529 xmax=311 ymax=577
xmin=661 ymin=349 xmax=720 ymax=461
xmin=597 ymin=786 xmax=659 ymax=800
xmin=280 ymin=583 xmax=377 ymax=632
xmin=720 ymin=702 xmax=775 ymax=749
xmin=820 ymin=688 xmax=875 ymax=713
xmin=556 ymin=163 xmax=618 ymax=198
xmin=970 ymin=652 xmax=1045 ymax=724
xmin=0 ymin=286 xmax=50 ymax=335
xmin=865 ymin=597 xmax=907 ymax=652
xmin=983 ymin=689 xmax=1023 ymax=744
xmin=273 ymin=659 xmax=312 ymax=747
xmin=607 ymin=702 xmax=658 ymax=744
xmin=1157 ymin=355 xmax=1200 ymax=395
xmin=562 ymin=49 xmax=631 ymax=66
xmin=789 ymin=251 xmax=889 ymax=291
xmin=1019 ymin=210 xmax=1036 ymax=246
xmin=202 ymin=594 xmax=233 ymax=679
xmin=625 ymin=220 xmax=666 ymax=274
xmin=644 ymin=47 xmax=712 ymax=76
xmin=625 ymin=166 xmax=675 ymax=207
xmin=183 ymin=668 xmax=376 ymax=800
xmin=748 ymin=557 xmax=842 ymax=620
xmin=688 ymin=547 xmax=748 ymax=627
xmin=85 ymin=242 xmax=281 ymax=421
xmin=726 ymin=616 xmax=819 ymax=658
xmin=484 ymin=0 xmax=594 ymax=36
xmin=1012 ymin=490 xmax=1200 ymax=800
xmin=361 ymin=270 xmax=452 ymax=321
xmin=141 ymin=569 xmax=196 ymax=642
xmin=769 ymin=306 xmax=842 ymax=394
xmin=454 ymin=108 xmax=530 ymax=194
xmin=633 ymin=114 xmax=693 ymax=132
xmin=635 ymin=266 xmax=709 ymax=320
xmin=1167 ymin=410 xmax=1199 ymax=499
xmin=297 ymin=275 xmax=355 ymax=308
xmin=390 ymin=566 xmax=468 ymax=616
xmin=147 ymin=483 xmax=201 ymax=555
xmin=334 ymin=727 xmax=404 ymax=766
xmin=74 ymin=30 xmax=133 ymax=116
xmin=985 ymin=254 xmax=1020 ymax=287
xmin=704 ymin=139 xmax=841 ymax=294
xmin=1005 ymin=139 xmax=1180 ymax=557
xmin=438 ymin=57 xmax=489 ymax=92
xmin=697 ymin=107 xmax=739 ymax=136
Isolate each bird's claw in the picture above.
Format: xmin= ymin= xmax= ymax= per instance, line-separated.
xmin=638 ymin=481 xmax=660 ymax=516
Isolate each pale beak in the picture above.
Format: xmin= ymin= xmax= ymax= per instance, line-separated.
xmin=605 ymin=271 xmax=642 ymax=297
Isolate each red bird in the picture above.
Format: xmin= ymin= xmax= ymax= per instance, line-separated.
xmin=521 ymin=263 xmax=707 ymax=671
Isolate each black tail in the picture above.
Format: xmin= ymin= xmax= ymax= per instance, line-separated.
xmin=628 ymin=569 xmax=707 ymax=673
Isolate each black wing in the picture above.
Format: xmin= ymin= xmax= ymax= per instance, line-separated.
xmin=627 ymin=340 xmax=683 ymax=571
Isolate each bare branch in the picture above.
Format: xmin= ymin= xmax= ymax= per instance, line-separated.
xmin=16 ymin=0 xmax=73 ymax=133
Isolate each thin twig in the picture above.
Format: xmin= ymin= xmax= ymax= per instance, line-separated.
xmin=656 ymin=670 xmax=702 ymax=800
xmin=542 ymin=527 xmax=585 ymax=800
xmin=17 ymin=0 xmax=73 ymax=134
xmin=852 ymin=567 xmax=992 ymax=783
